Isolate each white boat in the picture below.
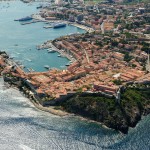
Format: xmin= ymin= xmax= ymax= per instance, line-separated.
xmin=26 ymin=59 xmax=32 ymax=62
xmin=44 ymin=65 xmax=50 ymax=69
xmin=47 ymin=49 xmax=55 ymax=53
xmin=57 ymin=55 xmax=61 ymax=57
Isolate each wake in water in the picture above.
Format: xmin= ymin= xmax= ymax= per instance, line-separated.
xmin=19 ymin=144 xmax=35 ymax=150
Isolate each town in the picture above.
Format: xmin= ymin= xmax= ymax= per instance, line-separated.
xmin=0 ymin=0 xmax=150 ymax=105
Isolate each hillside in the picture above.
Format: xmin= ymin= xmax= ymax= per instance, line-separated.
xmin=57 ymin=86 xmax=150 ymax=134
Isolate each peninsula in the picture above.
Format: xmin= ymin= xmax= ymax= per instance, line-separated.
xmin=0 ymin=0 xmax=150 ymax=134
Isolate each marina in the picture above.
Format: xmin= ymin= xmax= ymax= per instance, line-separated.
xmin=0 ymin=1 xmax=85 ymax=72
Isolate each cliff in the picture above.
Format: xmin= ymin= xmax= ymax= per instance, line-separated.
xmin=57 ymin=87 xmax=150 ymax=134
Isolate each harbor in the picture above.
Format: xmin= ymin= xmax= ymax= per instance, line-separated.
xmin=0 ymin=1 xmax=85 ymax=72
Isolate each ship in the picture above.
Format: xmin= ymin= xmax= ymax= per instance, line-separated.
xmin=53 ymin=23 xmax=66 ymax=29
xmin=14 ymin=16 xmax=33 ymax=22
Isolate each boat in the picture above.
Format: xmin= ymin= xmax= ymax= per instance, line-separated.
xmin=36 ymin=5 xmax=42 ymax=9
xmin=44 ymin=65 xmax=50 ymax=69
xmin=57 ymin=55 xmax=61 ymax=57
xmin=14 ymin=16 xmax=32 ymax=22
xmin=26 ymin=59 xmax=32 ymax=62
xmin=47 ymin=49 xmax=55 ymax=53
xmin=65 ymin=63 xmax=70 ymax=66
xmin=53 ymin=23 xmax=66 ymax=29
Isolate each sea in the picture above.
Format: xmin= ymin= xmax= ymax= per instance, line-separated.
xmin=0 ymin=1 xmax=149 ymax=150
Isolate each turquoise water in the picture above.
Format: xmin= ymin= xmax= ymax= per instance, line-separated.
xmin=0 ymin=1 xmax=85 ymax=72
xmin=0 ymin=1 xmax=150 ymax=150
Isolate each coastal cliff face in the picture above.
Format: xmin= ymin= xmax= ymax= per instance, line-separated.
xmin=58 ymin=88 xmax=150 ymax=134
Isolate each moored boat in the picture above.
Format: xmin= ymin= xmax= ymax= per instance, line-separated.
xmin=44 ymin=65 xmax=50 ymax=69
xmin=53 ymin=23 xmax=66 ymax=29
xmin=47 ymin=49 xmax=55 ymax=53
xmin=14 ymin=16 xmax=32 ymax=22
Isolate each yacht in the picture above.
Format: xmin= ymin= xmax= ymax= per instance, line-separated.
xmin=44 ymin=65 xmax=50 ymax=70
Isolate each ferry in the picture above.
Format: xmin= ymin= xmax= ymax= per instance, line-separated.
xmin=14 ymin=16 xmax=32 ymax=22
xmin=53 ymin=23 xmax=66 ymax=29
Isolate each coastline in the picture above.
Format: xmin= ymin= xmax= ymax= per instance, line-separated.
xmin=1 ymin=76 xmax=113 ymax=129
xmin=29 ymin=98 xmax=69 ymax=117
xmin=1 ymin=72 xmax=150 ymax=134
xmin=1 ymin=48 xmax=150 ymax=134
xmin=2 ymin=78 xmax=69 ymax=117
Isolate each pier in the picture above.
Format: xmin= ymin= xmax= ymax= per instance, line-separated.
xmin=49 ymin=42 xmax=76 ymax=63
xmin=21 ymin=20 xmax=41 ymax=25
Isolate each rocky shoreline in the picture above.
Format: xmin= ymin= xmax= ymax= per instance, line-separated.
xmin=56 ymin=89 xmax=150 ymax=134
xmin=1 ymin=73 xmax=150 ymax=134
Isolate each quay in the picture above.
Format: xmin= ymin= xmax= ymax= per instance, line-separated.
xmin=69 ymin=23 xmax=95 ymax=33
xmin=31 ymin=14 xmax=94 ymax=33
xmin=21 ymin=20 xmax=41 ymax=25
xmin=50 ymin=42 xmax=76 ymax=63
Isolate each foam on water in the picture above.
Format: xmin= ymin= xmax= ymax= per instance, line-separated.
xmin=19 ymin=144 xmax=35 ymax=150
xmin=0 ymin=78 xmax=150 ymax=150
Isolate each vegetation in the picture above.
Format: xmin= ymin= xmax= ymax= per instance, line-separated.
xmin=124 ymin=52 xmax=133 ymax=62
xmin=113 ymin=79 xmax=122 ymax=85
xmin=58 ymin=85 xmax=150 ymax=133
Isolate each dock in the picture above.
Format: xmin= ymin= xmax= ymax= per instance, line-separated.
xmin=43 ymin=26 xmax=53 ymax=29
xmin=21 ymin=20 xmax=41 ymax=25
